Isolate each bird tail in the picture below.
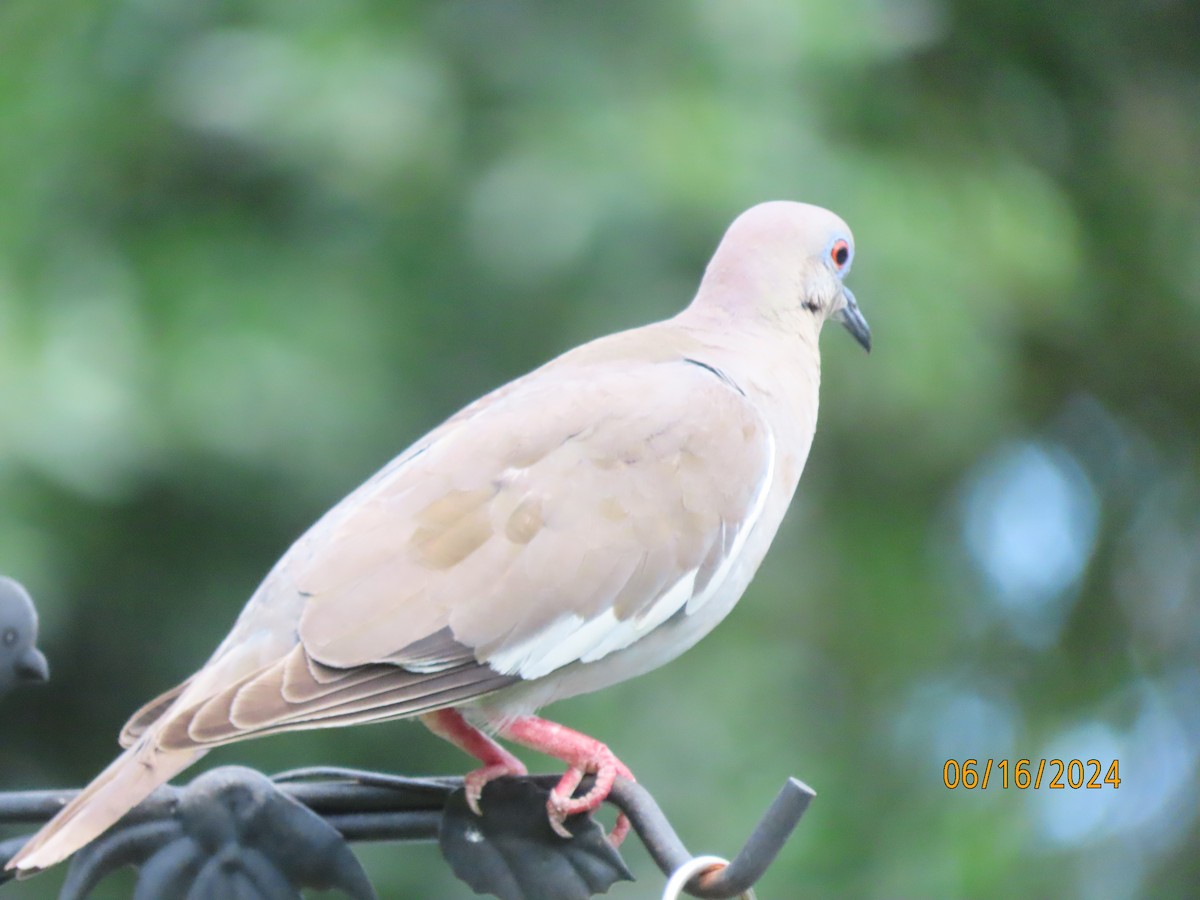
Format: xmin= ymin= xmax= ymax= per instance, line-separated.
xmin=5 ymin=739 xmax=205 ymax=875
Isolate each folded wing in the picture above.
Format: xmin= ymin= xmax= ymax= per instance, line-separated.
xmin=149 ymin=357 xmax=774 ymax=750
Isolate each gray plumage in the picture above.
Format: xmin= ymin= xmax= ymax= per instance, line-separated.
xmin=0 ymin=576 xmax=49 ymax=698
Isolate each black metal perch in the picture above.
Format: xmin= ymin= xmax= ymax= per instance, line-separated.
xmin=0 ymin=578 xmax=815 ymax=897
xmin=0 ymin=765 xmax=815 ymax=899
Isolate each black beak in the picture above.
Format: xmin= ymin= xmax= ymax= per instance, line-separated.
xmin=833 ymin=287 xmax=871 ymax=353
xmin=16 ymin=647 xmax=49 ymax=683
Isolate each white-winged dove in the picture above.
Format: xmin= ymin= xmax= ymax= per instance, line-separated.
xmin=8 ymin=200 xmax=869 ymax=874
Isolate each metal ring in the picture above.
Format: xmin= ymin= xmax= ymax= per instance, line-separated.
xmin=662 ymin=855 xmax=755 ymax=900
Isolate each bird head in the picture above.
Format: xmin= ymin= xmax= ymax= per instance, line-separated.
xmin=696 ymin=200 xmax=871 ymax=352
xmin=0 ymin=576 xmax=50 ymax=695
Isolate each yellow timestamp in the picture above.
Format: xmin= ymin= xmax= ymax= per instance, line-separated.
xmin=943 ymin=758 xmax=1121 ymax=790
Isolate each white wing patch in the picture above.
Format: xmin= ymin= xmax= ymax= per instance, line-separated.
xmin=486 ymin=421 xmax=777 ymax=681
xmin=579 ymin=569 xmax=698 ymax=663
xmin=686 ymin=422 xmax=775 ymax=614
xmin=485 ymin=614 xmax=593 ymax=679
xmin=487 ymin=569 xmax=698 ymax=679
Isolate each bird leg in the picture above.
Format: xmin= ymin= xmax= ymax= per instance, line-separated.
xmin=497 ymin=715 xmax=634 ymax=844
xmin=422 ymin=709 xmax=633 ymax=845
xmin=421 ymin=709 xmax=528 ymax=815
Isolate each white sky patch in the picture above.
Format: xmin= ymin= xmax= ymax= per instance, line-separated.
xmin=1033 ymin=683 xmax=1198 ymax=851
xmin=960 ymin=440 xmax=1099 ymax=647
xmin=890 ymin=677 xmax=1019 ymax=768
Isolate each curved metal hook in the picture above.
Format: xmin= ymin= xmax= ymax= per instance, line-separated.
xmin=603 ymin=776 xmax=815 ymax=899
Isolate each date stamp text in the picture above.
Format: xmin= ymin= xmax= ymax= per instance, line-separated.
xmin=943 ymin=758 xmax=1121 ymax=790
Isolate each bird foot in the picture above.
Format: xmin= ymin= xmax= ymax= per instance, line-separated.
xmin=421 ymin=709 xmax=529 ymax=817
xmin=498 ymin=716 xmax=634 ymax=845
xmin=423 ymin=709 xmax=634 ymax=845
xmin=463 ymin=759 xmax=530 ymax=816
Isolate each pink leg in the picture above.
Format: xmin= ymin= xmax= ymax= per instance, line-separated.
xmin=497 ymin=715 xmax=634 ymax=844
xmin=421 ymin=709 xmax=528 ymax=815
xmin=423 ymin=709 xmax=634 ymax=845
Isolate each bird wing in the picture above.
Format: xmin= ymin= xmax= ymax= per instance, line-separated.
xmin=151 ymin=354 xmax=774 ymax=750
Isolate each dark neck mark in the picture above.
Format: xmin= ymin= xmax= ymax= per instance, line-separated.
xmin=683 ymin=358 xmax=746 ymax=396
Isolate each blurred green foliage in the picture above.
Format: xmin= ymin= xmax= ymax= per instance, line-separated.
xmin=1 ymin=1 xmax=1197 ymax=898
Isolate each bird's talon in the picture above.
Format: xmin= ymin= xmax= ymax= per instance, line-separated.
xmin=465 ymin=786 xmax=483 ymax=817
xmin=608 ymin=812 xmax=631 ymax=847
xmin=548 ymin=811 xmax=573 ymax=839
xmin=462 ymin=758 xmax=528 ymax=818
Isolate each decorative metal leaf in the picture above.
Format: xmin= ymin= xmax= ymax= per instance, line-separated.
xmin=439 ymin=779 xmax=633 ymax=900
xmin=61 ymin=766 xmax=376 ymax=900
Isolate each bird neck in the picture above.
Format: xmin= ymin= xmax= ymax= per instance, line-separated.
xmin=679 ymin=291 xmax=822 ymax=358
xmin=672 ymin=301 xmax=822 ymax=445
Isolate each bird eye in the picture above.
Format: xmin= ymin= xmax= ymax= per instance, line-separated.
xmin=2 ymin=628 xmax=15 ymax=647
xmin=830 ymin=239 xmax=851 ymax=270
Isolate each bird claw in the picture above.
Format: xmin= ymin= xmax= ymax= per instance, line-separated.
xmin=547 ymin=807 xmax=575 ymax=839
xmin=544 ymin=801 xmax=630 ymax=845
xmin=607 ymin=812 xmax=631 ymax=847
xmin=440 ymin=712 xmax=635 ymax=845
xmin=464 ymin=761 xmax=529 ymax=817
xmin=545 ymin=753 xmax=634 ymax=844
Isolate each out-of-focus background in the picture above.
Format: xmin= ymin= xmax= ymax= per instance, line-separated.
xmin=1 ymin=1 xmax=1197 ymax=897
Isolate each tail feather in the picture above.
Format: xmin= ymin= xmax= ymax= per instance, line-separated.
xmin=119 ymin=677 xmax=194 ymax=748
xmin=5 ymin=741 xmax=204 ymax=875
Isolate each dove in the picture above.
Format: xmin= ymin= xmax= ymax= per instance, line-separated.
xmin=7 ymin=200 xmax=870 ymax=875
xmin=0 ymin=576 xmax=49 ymax=698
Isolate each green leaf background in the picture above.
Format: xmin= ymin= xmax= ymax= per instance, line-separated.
xmin=1 ymin=1 xmax=1197 ymax=897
